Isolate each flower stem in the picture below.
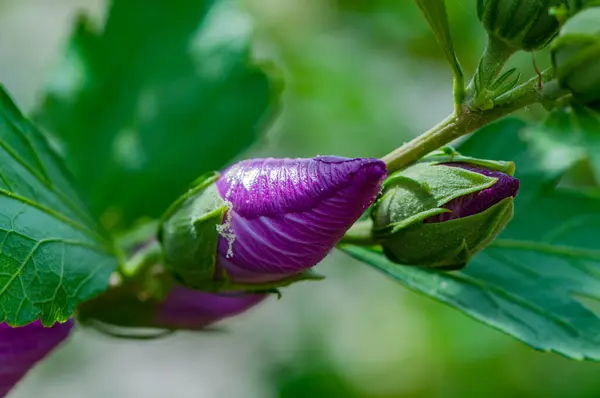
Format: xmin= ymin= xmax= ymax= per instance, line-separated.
xmin=453 ymin=67 xmax=466 ymax=116
xmin=465 ymin=36 xmax=516 ymax=108
xmin=381 ymin=70 xmax=562 ymax=174
xmin=120 ymin=239 xmax=162 ymax=279
xmin=341 ymin=220 xmax=376 ymax=246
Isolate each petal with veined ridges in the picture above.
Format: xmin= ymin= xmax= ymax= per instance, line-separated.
xmin=216 ymin=156 xmax=387 ymax=282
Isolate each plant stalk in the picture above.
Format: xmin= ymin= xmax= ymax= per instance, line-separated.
xmin=340 ymin=220 xmax=376 ymax=246
xmin=381 ymin=70 xmax=561 ymax=174
xmin=466 ymin=36 xmax=516 ymax=107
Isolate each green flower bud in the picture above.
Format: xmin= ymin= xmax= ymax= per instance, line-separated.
xmin=550 ymin=0 xmax=600 ymax=23
xmin=551 ymin=7 xmax=600 ymax=106
xmin=371 ymin=149 xmax=519 ymax=270
xmin=477 ymin=0 xmax=570 ymax=51
xmin=158 ymin=172 xmax=228 ymax=290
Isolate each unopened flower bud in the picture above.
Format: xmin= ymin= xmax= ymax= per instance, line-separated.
xmin=550 ymin=0 xmax=600 ymax=23
xmin=155 ymin=289 xmax=267 ymax=330
xmin=75 ymin=267 xmax=267 ymax=332
xmin=477 ymin=0 xmax=569 ymax=51
xmin=215 ymin=156 xmax=387 ymax=284
xmin=371 ymin=149 xmax=519 ymax=270
xmin=552 ymin=7 xmax=600 ymax=107
xmin=160 ymin=156 xmax=387 ymax=291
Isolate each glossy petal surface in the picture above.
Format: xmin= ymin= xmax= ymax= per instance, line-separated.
xmin=425 ymin=162 xmax=519 ymax=223
xmin=0 ymin=320 xmax=73 ymax=397
xmin=156 ymin=288 xmax=266 ymax=330
xmin=215 ymin=156 xmax=387 ymax=282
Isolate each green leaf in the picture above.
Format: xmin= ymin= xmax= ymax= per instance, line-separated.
xmin=343 ymin=117 xmax=600 ymax=360
xmin=34 ymin=0 xmax=280 ymax=230
xmin=0 ymin=86 xmax=117 ymax=326
xmin=526 ymin=105 xmax=600 ymax=184
xmin=413 ymin=0 xmax=464 ymax=112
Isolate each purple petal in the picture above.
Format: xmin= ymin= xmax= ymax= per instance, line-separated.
xmin=425 ymin=162 xmax=520 ymax=223
xmin=156 ymin=288 xmax=267 ymax=330
xmin=0 ymin=320 xmax=73 ymax=396
xmin=215 ymin=156 xmax=387 ymax=283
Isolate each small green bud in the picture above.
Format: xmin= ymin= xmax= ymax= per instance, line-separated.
xmin=371 ymin=149 xmax=519 ymax=270
xmin=551 ymin=7 xmax=600 ymax=106
xmin=477 ymin=0 xmax=570 ymax=51
xmin=158 ymin=172 xmax=229 ymax=290
xmin=550 ymin=1 xmax=600 ymax=23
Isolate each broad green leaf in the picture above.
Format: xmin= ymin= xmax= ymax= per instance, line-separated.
xmin=413 ymin=0 xmax=465 ymax=111
xmin=34 ymin=0 xmax=280 ymax=230
xmin=0 ymin=86 xmax=117 ymax=326
xmin=343 ymin=117 xmax=600 ymax=360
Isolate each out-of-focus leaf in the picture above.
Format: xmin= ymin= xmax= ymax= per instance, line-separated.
xmin=413 ymin=0 xmax=464 ymax=110
xmin=34 ymin=0 xmax=280 ymax=230
xmin=343 ymin=117 xmax=600 ymax=360
xmin=0 ymin=86 xmax=117 ymax=326
xmin=526 ymin=105 xmax=600 ymax=184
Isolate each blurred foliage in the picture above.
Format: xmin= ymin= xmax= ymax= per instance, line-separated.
xmin=269 ymin=328 xmax=600 ymax=398
xmin=528 ymin=104 xmax=600 ymax=184
xmin=34 ymin=0 xmax=278 ymax=231
xmin=412 ymin=0 xmax=465 ymax=112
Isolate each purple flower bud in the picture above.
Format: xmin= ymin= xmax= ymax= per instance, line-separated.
xmin=154 ymin=156 xmax=386 ymax=328
xmin=0 ymin=320 xmax=73 ymax=396
xmin=76 ymin=274 xmax=267 ymax=332
xmin=215 ymin=156 xmax=387 ymax=283
xmin=424 ymin=163 xmax=520 ymax=223
xmin=156 ymin=289 xmax=267 ymax=330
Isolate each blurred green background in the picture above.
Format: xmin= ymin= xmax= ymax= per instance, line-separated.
xmin=1 ymin=0 xmax=599 ymax=397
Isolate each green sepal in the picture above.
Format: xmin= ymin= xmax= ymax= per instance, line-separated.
xmin=415 ymin=146 xmax=516 ymax=176
xmin=379 ymin=197 xmax=514 ymax=270
xmin=374 ymin=160 xmax=499 ymax=235
xmin=159 ymin=172 xmax=228 ymax=290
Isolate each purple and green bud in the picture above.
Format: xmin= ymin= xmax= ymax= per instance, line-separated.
xmin=371 ymin=148 xmax=519 ymax=270
xmin=551 ymin=6 xmax=600 ymax=107
xmin=159 ymin=156 xmax=386 ymax=291
xmin=477 ymin=0 xmax=572 ymax=51
xmin=0 ymin=320 xmax=73 ymax=397
xmin=155 ymin=289 xmax=267 ymax=330
xmin=78 ymin=282 xmax=267 ymax=331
